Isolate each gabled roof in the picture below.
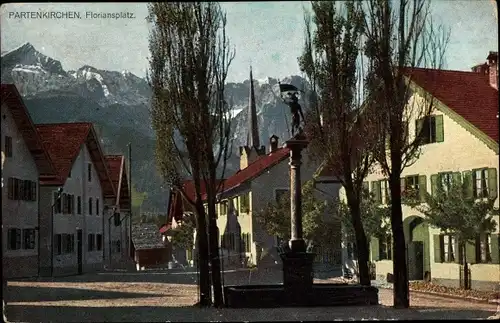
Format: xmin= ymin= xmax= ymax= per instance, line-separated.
xmin=406 ymin=67 xmax=499 ymax=144
xmin=105 ymin=155 xmax=130 ymax=209
xmin=132 ymin=223 xmax=165 ymax=250
xmin=203 ymin=147 xmax=290 ymax=199
xmin=35 ymin=122 xmax=116 ymax=197
xmin=0 ymin=84 xmax=56 ymax=177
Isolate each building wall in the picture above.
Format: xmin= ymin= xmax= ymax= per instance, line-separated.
xmin=135 ymin=248 xmax=168 ymax=267
xmin=104 ymin=208 xmax=131 ymax=266
xmin=362 ymin=91 xmax=499 ymax=290
xmin=39 ymin=144 xmax=107 ymax=276
xmin=1 ymin=103 xmax=40 ymax=278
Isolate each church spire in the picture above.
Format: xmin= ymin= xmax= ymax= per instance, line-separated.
xmin=247 ymin=66 xmax=260 ymax=149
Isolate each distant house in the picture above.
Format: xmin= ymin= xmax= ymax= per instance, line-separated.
xmin=361 ymin=51 xmax=499 ymax=291
xmin=36 ymin=122 xmax=116 ymax=276
xmin=132 ymin=223 xmax=168 ymax=270
xmin=1 ymin=84 xmax=57 ymax=279
xmin=166 ymin=68 xmax=342 ymax=270
xmin=104 ymin=155 xmax=131 ymax=267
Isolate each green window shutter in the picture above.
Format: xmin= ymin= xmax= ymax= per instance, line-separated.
xmin=430 ymin=174 xmax=438 ymax=196
xmin=452 ymin=172 xmax=462 ymax=187
xmin=400 ymin=178 xmax=406 ymax=194
xmin=362 ymin=182 xmax=369 ymax=195
xmin=491 ymin=234 xmax=499 ymax=264
xmin=454 ymin=238 xmax=461 ymax=264
xmin=374 ymin=181 xmax=382 ymax=204
xmin=433 ymin=234 xmax=443 ymax=263
xmin=465 ymin=239 xmax=476 ymax=264
xmin=487 ymin=168 xmax=498 ymax=200
xmin=434 ymin=115 xmax=444 ymax=142
xmin=462 ymin=171 xmax=473 ymax=200
xmin=385 ymin=135 xmax=390 ymax=150
xmin=370 ymin=237 xmax=379 ymax=261
xmin=415 ymin=119 xmax=424 ymax=140
xmin=418 ymin=175 xmax=427 ymax=202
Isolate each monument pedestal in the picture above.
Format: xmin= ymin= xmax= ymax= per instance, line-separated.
xmin=280 ymin=251 xmax=315 ymax=304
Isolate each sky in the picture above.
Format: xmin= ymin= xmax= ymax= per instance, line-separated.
xmin=0 ymin=1 xmax=498 ymax=83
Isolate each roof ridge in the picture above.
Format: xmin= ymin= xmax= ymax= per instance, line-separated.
xmin=406 ymin=66 xmax=489 ymax=75
xmin=35 ymin=122 xmax=93 ymax=127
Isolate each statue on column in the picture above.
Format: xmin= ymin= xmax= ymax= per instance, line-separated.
xmin=279 ymin=83 xmax=305 ymax=137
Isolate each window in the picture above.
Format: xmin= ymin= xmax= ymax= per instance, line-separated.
xmin=113 ymin=240 xmax=121 ymax=253
xmin=275 ymin=189 xmax=289 ymax=203
xmin=239 ymin=193 xmax=250 ymax=213
xmin=87 ymin=163 xmax=92 ymax=182
xmin=88 ymin=233 xmax=95 ymax=251
xmin=55 ymin=234 xmax=62 ymax=255
xmin=347 ymin=242 xmax=356 ymax=260
xmin=473 ymin=169 xmax=489 ymax=198
xmin=380 ymin=180 xmax=390 ymax=204
xmin=476 ymin=233 xmax=492 ymax=263
xmin=96 ymin=198 xmax=100 ymax=216
xmin=241 ymin=233 xmax=251 ymax=252
xmin=7 ymin=228 xmax=21 ymax=250
xmin=4 ymin=136 xmax=13 ymax=157
xmin=416 ymin=115 xmax=444 ymax=145
xmin=77 ymin=196 xmax=82 ymax=214
xmin=441 ymin=235 xmax=456 ymax=263
xmin=220 ymin=201 xmax=228 ymax=216
xmin=96 ymin=234 xmax=103 ymax=251
xmin=62 ymin=234 xmax=74 ymax=254
xmin=89 ymin=198 xmax=93 ymax=215
xmin=440 ymin=172 xmax=453 ymax=193
xmin=7 ymin=178 xmax=37 ymax=201
xmin=402 ymin=175 xmax=426 ymax=202
xmin=53 ymin=191 xmax=62 ymax=213
xmin=23 ymin=229 xmax=36 ymax=249
xmin=379 ymin=235 xmax=392 ymax=260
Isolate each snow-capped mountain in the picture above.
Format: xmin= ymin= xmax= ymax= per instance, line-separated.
xmin=1 ymin=42 xmax=309 ymax=211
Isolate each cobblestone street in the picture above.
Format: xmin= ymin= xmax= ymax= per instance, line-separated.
xmin=5 ymin=270 xmax=497 ymax=322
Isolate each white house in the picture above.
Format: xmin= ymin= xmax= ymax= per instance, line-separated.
xmin=1 ymin=84 xmax=56 ymax=279
xmin=103 ymin=155 xmax=132 ymax=268
xmin=363 ymin=51 xmax=499 ymax=291
xmin=36 ymin=122 xmax=116 ymax=276
xmin=168 ymin=68 xmax=343 ymax=271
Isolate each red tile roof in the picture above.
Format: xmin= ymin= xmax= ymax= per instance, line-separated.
xmin=1 ymin=84 xmax=56 ymax=177
xmin=406 ymin=67 xmax=499 ymax=143
xmin=36 ymin=123 xmax=116 ymax=197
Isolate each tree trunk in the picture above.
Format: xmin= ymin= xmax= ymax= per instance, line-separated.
xmin=346 ymin=192 xmax=371 ymax=286
xmin=462 ymin=243 xmax=470 ymax=290
xmin=389 ymin=172 xmax=409 ymax=309
xmin=207 ymin=199 xmax=223 ymax=307
xmin=195 ymin=202 xmax=212 ymax=307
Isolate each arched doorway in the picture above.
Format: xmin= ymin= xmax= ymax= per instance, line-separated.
xmin=404 ymin=215 xmax=430 ymax=281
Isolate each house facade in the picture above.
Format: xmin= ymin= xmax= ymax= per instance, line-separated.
xmin=1 ymin=84 xmax=56 ymax=279
xmin=103 ymin=155 xmax=132 ymax=268
xmin=167 ymin=68 xmax=342 ymax=270
xmin=363 ymin=52 xmax=499 ymax=291
xmin=36 ymin=123 xmax=116 ymax=276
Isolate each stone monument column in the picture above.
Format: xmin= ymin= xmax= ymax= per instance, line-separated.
xmin=280 ymin=128 xmax=315 ymax=305
xmin=287 ymin=133 xmax=308 ymax=253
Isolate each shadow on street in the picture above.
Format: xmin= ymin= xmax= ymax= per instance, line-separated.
xmin=5 ymin=285 xmax=166 ymax=303
xmin=5 ymin=303 xmax=496 ymax=322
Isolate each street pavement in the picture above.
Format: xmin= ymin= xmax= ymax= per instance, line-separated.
xmin=4 ymin=268 xmax=497 ymax=322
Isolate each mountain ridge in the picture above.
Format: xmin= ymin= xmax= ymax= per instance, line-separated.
xmin=1 ymin=43 xmax=310 ymax=212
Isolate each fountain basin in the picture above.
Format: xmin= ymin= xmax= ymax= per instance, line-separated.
xmin=224 ymin=283 xmax=379 ymax=308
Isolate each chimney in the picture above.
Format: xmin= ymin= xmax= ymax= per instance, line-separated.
xmin=471 ymin=63 xmax=489 ymax=75
xmin=487 ymin=51 xmax=498 ymax=90
xmin=269 ymin=135 xmax=279 ymax=153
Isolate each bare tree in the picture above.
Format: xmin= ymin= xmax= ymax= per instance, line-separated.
xmin=361 ymin=0 xmax=450 ymax=308
xmin=298 ymin=1 xmax=379 ymax=286
xmin=147 ymin=2 xmax=235 ymax=308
